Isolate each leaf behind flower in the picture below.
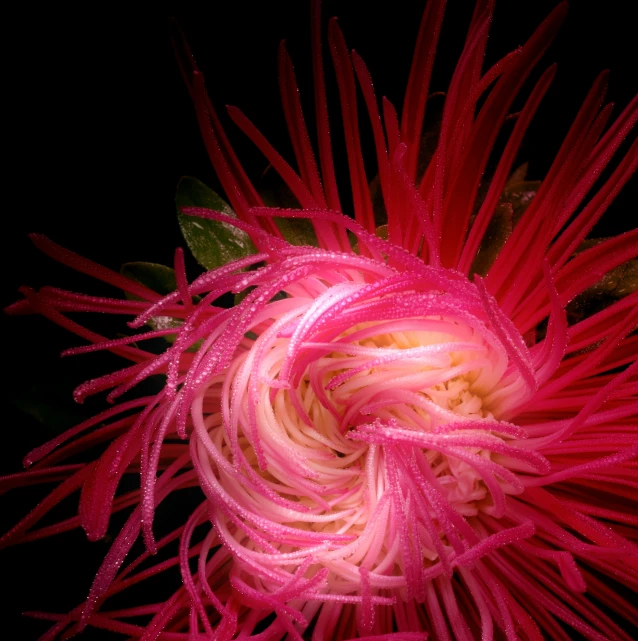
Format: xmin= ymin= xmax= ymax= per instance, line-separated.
xmin=176 ymin=176 xmax=257 ymax=269
xmin=121 ymin=262 xmax=177 ymax=295
xmin=121 ymin=261 xmax=199 ymax=350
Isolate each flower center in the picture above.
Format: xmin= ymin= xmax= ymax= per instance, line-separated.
xmin=321 ymin=321 xmax=498 ymax=423
xmin=192 ymin=278 xmax=546 ymax=598
xmin=298 ymin=321 xmax=500 ymax=515
xmin=191 ymin=269 xmax=546 ymax=603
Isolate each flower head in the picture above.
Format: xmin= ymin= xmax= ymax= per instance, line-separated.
xmin=3 ymin=1 xmax=637 ymax=639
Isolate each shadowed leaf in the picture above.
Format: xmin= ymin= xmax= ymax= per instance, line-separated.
xmin=567 ymin=239 xmax=638 ymax=324
xmin=121 ymin=262 xmax=199 ymax=349
xmin=121 ymin=262 xmax=177 ymax=295
xmin=501 ymin=180 xmax=541 ymax=225
xmin=176 ymin=176 xmax=257 ymax=269
xmin=470 ymin=202 xmax=513 ymax=277
xmin=259 ymin=167 xmax=319 ymax=247
xmin=273 ymin=217 xmax=319 ymax=247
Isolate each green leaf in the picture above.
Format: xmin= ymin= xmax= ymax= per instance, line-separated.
xmin=259 ymin=166 xmax=300 ymax=209
xmin=121 ymin=262 xmax=195 ymax=347
xmin=234 ymin=287 xmax=288 ymax=307
xmin=369 ymin=175 xmax=388 ymax=228
xmin=469 ymin=202 xmax=513 ymax=278
xmin=257 ymin=165 xmax=318 ymax=247
xmin=566 ymin=239 xmax=638 ymax=326
xmin=121 ymin=262 xmax=177 ymax=295
xmin=274 ymin=217 xmax=318 ymax=247
xmin=506 ymin=162 xmax=529 ymax=185
xmin=176 ymin=176 xmax=257 ymax=270
xmin=467 ymin=166 xmax=541 ymax=278
xmin=501 ymin=180 xmax=541 ymax=225
xmin=233 ymin=287 xmax=254 ymax=306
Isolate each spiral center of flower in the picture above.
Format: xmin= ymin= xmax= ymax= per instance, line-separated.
xmin=286 ymin=319 xmax=505 ymax=516
xmin=326 ymin=321 xmax=497 ymax=423
xmin=194 ymin=281 xmax=544 ymax=598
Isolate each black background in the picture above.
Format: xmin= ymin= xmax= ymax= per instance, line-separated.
xmin=2 ymin=0 xmax=636 ymax=638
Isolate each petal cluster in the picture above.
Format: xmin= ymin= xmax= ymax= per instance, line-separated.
xmin=2 ymin=0 xmax=637 ymax=640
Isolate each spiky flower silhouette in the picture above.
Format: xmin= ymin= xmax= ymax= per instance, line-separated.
xmin=3 ymin=0 xmax=637 ymax=639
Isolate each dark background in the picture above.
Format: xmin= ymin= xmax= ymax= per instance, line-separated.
xmin=2 ymin=0 xmax=636 ymax=638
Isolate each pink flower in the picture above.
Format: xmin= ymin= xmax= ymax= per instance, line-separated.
xmin=3 ymin=1 xmax=637 ymax=639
